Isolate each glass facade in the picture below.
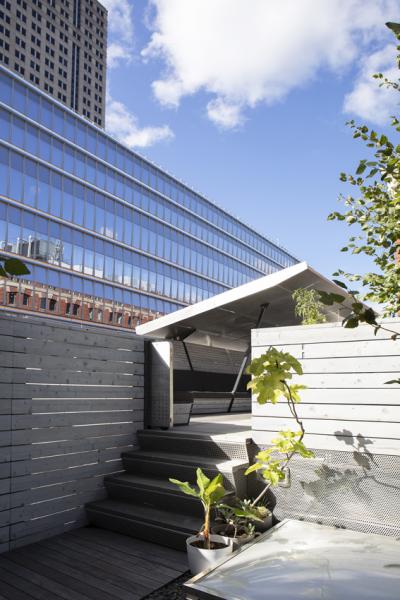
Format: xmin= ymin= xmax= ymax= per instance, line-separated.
xmin=0 ymin=65 xmax=299 ymax=328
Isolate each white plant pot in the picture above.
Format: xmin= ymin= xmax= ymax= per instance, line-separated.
xmin=212 ymin=524 xmax=254 ymax=548
xmin=186 ymin=534 xmax=233 ymax=575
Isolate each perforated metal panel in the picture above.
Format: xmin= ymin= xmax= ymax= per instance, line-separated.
xmin=253 ymin=446 xmax=400 ymax=537
xmin=156 ymin=435 xmax=251 ymax=461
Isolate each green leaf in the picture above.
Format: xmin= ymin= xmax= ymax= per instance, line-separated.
xmin=169 ymin=479 xmax=198 ymax=498
xmin=356 ymin=161 xmax=366 ymax=174
xmin=3 ymin=258 xmax=30 ymax=276
xmin=332 ymin=279 xmax=348 ymax=289
xmin=343 ymin=317 xmax=359 ymax=328
xmin=386 ymin=22 xmax=400 ymax=35
xmin=196 ymin=468 xmax=210 ymax=496
xmin=363 ymin=308 xmax=377 ymax=325
xmin=245 ymin=462 xmax=262 ymax=475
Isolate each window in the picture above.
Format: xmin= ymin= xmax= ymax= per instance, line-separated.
xmin=8 ymin=291 xmax=16 ymax=304
xmin=72 ymin=303 xmax=79 ymax=316
xmin=22 ymin=293 xmax=29 ymax=306
xmin=40 ymin=297 xmax=47 ymax=310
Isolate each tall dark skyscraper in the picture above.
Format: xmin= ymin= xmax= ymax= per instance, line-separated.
xmin=0 ymin=0 xmax=107 ymax=127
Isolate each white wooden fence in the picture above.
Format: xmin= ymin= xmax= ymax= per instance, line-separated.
xmin=251 ymin=319 xmax=400 ymax=455
xmin=250 ymin=320 xmax=400 ymax=536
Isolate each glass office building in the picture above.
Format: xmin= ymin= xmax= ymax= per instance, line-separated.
xmin=0 ymin=65 xmax=299 ymax=329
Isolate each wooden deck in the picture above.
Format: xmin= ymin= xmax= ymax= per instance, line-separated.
xmin=0 ymin=527 xmax=188 ymax=600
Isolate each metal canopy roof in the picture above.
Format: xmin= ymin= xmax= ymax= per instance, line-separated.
xmin=136 ymin=262 xmax=354 ymax=351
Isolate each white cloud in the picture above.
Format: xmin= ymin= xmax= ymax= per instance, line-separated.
xmin=101 ymin=0 xmax=134 ymax=68
xmin=206 ymin=98 xmax=244 ymax=129
xmin=107 ymin=42 xmax=133 ymax=68
xmin=106 ymin=95 xmax=174 ymax=148
xmin=142 ymin=0 xmax=397 ymax=128
xmin=343 ymin=44 xmax=398 ymax=125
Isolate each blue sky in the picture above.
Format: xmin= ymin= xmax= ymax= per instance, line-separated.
xmin=102 ymin=0 xmax=398 ymax=282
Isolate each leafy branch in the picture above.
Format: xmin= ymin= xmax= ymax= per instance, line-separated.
xmin=246 ymin=348 xmax=314 ymax=506
xmin=324 ymin=23 xmax=400 ymax=318
xmin=319 ymin=21 xmax=400 ymax=386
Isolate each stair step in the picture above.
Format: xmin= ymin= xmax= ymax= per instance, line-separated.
xmin=137 ymin=430 xmax=251 ymax=461
xmin=122 ymin=450 xmax=248 ymax=494
xmin=104 ymin=473 xmax=209 ymax=516
xmin=123 ymin=449 xmax=247 ymax=470
xmin=87 ymin=499 xmax=203 ymax=551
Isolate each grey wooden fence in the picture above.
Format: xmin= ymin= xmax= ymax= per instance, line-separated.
xmin=0 ymin=311 xmax=144 ymax=553
xmin=250 ymin=320 xmax=400 ymax=536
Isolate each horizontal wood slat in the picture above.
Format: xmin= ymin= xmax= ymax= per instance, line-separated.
xmin=252 ymin=388 xmax=400 ymax=405
xmin=0 ymin=352 xmax=144 ymax=374
xmin=251 ymin=319 xmax=400 ymax=456
xmin=251 ymin=430 xmax=400 ymax=455
xmin=252 ymin=402 xmax=400 ymax=422
xmin=252 ymin=416 xmax=400 ymax=438
xmin=0 ymin=312 xmax=144 ymax=553
xmin=252 ymin=319 xmax=400 ymax=346
xmin=0 ymin=369 xmax=143 ymax=385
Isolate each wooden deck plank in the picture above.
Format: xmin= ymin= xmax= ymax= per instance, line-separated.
xmin=0 ymin=566 xmax=58 ymax=600
xmin=0 ymin=559 xmax=70 ymax=600
xmin=0 ymin=575 xmax=36 ymax=600
xmin=36 ymin=538 xmax=156 ymax=595
xmin=4 ymin=552 xmax=116 ymax=600
xmin=12 ymin=546 xmax=144 ymax=600
xmin=51 ymin=532 xmax=181 ymax=582
xmin=0 ymin=527 xmax=187 ymax=600
xmin=0 ymin=556 xmax=91 ymax=600
xmin=69 ymin=527 xmax=188 ymax=571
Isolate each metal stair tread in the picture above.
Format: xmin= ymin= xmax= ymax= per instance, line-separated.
xmin=105 ymin=472 xmax=197 ymax=493
xmin=138 ymin=429 xmax=252 ymax=444
xmin=106 ymin=473 xmax=235 ymax=501
xmin=123 ymin=450 xmax=248 ymax=471
xmin=87 ymin=499 xmax=203 ymax=533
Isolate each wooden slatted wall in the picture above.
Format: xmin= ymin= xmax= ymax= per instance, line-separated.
xmin=251 ymin=319 xmax=400 ymax=455
xmin=0 ymin=311 xmax=144 ymax=553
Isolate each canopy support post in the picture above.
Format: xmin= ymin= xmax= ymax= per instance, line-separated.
xmin=228 ymin=302 xmax=269 ymax=413
xmin=181 ymin=339 xmax=194 ymax=372
xmin=175 ymin=329 xmax=196 ymax=372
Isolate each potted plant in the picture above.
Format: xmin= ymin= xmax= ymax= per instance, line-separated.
xmin=213 ymin=499 xmax=267 ymax=546
xmin=249 ymin=501 xmax=273 ymax=532
xmin=170 ymin=468 xmax=234 ymax=575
